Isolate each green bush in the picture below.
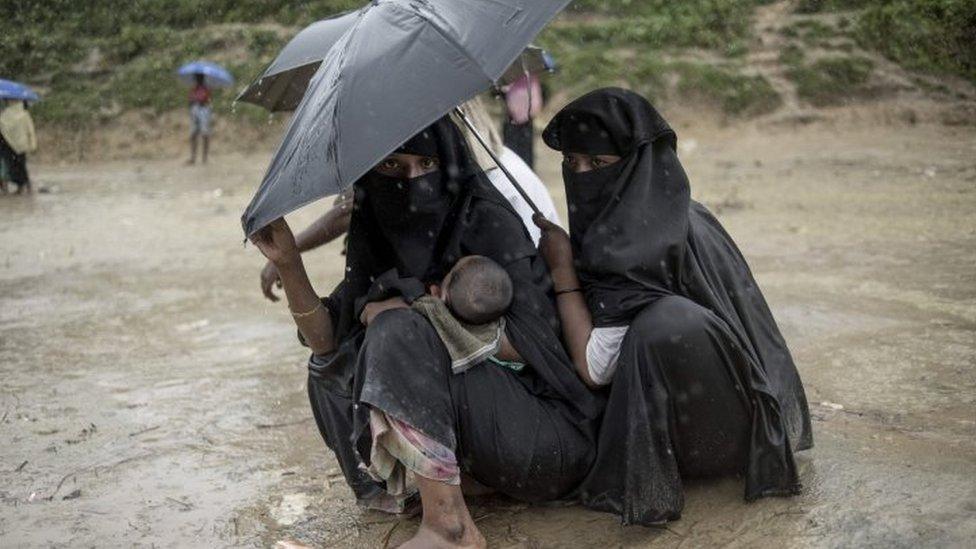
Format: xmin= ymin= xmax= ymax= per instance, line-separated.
xmin=795 ymin=0 xmax=872 ymax=13
xmin=779 ymin=44 xmax=806 ymax=68
xmin=788 ymin=56 xmax=875 ymax=106
xmin=854 ymin=0 xmax=976 ymax=83
xmin=782 ymin=19 xmax=841 ymax=45
xmin=673 ymin=63 xmax=782 ymax=116
xmin=547 ymin=0 xmax=764 ymax=54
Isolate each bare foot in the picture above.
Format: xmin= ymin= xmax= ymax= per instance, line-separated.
xmin=402 ymin=469 xmax=485 ymax=548
xmin=398 ymin=521 xmax=486 ymax=549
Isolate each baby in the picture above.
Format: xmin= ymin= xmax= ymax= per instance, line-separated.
xmin=430 ymin=255 xmax=512 ymax=323
xmin=360 ymin=255 xmax=521 ymax=372
xmin=416 ymin=255 xmax=522 ymax=372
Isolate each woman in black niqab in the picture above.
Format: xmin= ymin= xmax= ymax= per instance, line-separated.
xmin=541 ymin=88 xmax=812 ymax=525
xmin=254 ymin=116 xmax=603 ymax=544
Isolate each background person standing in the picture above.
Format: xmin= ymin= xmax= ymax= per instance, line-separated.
xmin=502 ymin=73 xmax=543 ymax=169
xmin=187 ymin=73 xmax=212 ymax=164
xmin=0 ymin=99 xmax=37 ymax=194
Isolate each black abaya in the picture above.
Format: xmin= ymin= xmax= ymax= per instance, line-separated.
xmin=502 ymin=119 xmax=534 ymax=169
xmin=543 ymin=88 xmax=811 ymax=525
xmin=306 ymin=117 xmax=603 ymax=505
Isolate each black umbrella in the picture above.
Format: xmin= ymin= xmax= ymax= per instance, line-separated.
xmin=237 ymin=8 xmax=555 ymax=114
xmin=236 ymin=10 xmax=358 ymax=113
xmin=241 ymin=0 xmax=569 ymax=237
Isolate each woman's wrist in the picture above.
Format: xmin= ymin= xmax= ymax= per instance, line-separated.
xmin=550 ymin=265 xmax=579 ymax=290
xmin=272 ymin=252 xmax=303 ymax=270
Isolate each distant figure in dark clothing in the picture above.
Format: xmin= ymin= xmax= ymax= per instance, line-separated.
xmin=502 ymin=73 xmax=543 ymax=169
xmin=0 ymin=99 xmax=36 ymax=194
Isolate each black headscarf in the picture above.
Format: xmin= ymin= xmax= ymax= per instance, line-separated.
xmin=356 ymin=128 xmax=454 ymax=280
xmin=543 ymin=87 xmax=685 ymax=326
xmin=328 ymin=117 xmax=477 ymax=341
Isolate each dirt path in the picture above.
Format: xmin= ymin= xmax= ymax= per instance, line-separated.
xmin=1 ymin=118 xmax=974 ymax=547
xmin=749 ymin=0 xmax=803 ymax=113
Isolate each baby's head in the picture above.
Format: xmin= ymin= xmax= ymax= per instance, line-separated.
xmin=439 ymin=255 xmax=513 ymax=325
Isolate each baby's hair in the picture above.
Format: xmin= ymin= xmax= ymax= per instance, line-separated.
xmin=446 ymin=256 xmax=513 ymax=325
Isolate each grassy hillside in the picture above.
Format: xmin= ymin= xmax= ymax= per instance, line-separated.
xmin=1 ymin=0 xmax=973 ymax=128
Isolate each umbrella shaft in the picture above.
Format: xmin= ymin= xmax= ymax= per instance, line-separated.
xmin=452 ymin=107 xmax=542 ymax=216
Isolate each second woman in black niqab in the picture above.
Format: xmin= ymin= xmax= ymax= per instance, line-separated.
xmin=540 ymin=88 xmax=812 ymax=525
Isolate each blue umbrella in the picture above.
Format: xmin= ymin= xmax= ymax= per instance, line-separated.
xmin=177 ymin=61 xmax=234 ymax=88
xmin=0 ymin=79 xmax=40 ymax=102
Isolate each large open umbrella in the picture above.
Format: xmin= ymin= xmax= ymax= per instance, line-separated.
xmin=241 ymin=0 xmax=569 ymax=237
xmin=177 ymin=61 xmax=234 ymax=88
xmin=0 ymin=79 xmax=40 ymax=102
xmin=236 ymin=5 xmax=556 ymax=114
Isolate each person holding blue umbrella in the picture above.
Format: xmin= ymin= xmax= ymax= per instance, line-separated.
xmin=177 ymin=61 xmax=233 ymax=164
xmin=0 ymin=79 xmax=40 ymax=195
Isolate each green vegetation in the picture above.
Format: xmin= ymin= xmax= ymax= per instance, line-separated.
xmin=0 ymin=1 xmax=358 ymax=126
xmin=672 ymin=63 xmax=782 ymax=116
xmin=795 ymin=0 xmax=872 ymax=14
xmin=551 ymin=49 xmax=781 ymax=118
xmin=788 ymin=56 xmax=875 ymax=106
xmin=781 ymin=19 xmax=841 ymax=46
xmin=779 ymin=44 xmax=807 ymax=68
xmin=853 ymin=0 xmax=976 ymax=84
xmin=794 ymin=0 xmax=976 ymax=84
xmin=1 ymin=0 xmax=784 ymax=125
xmin=547 ymin=0 xmax=766 ymax=55
xmin=537 ymin=0 xmax=784 ymax=116
xmin=1 ymin=0 xmax=972 ymax=127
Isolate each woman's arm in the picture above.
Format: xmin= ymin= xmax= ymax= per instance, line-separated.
xmin=533 ymin=215 xmax=598 ymax=387
xmin=251 ymin=218 xmax=335 ymax=355
xmin=259 ymin=193 xmax=353 ymax=302
xmin=296 ymin=192 xmax=353 ymax=252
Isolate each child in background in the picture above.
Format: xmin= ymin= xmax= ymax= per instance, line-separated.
xmin=187 ymin=74 xmax=211 ymax=164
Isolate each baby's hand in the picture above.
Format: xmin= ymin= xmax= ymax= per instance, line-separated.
xmin=533 ymin=214 xmax=573 ymax=268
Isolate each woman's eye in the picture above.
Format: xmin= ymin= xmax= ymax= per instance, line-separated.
xmin=421 ymin=157 xmax=438 ymax=169
xmin=592 ymin=157 xmax=606 ymax=167
xmin=382 ymin=159 xmax=398 ymax=170
xmin=563 ymin=156 xmax=576 ymax=166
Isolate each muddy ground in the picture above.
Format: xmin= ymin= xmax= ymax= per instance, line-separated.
xmin=1 ymin=114 xmax=974 ymax=547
